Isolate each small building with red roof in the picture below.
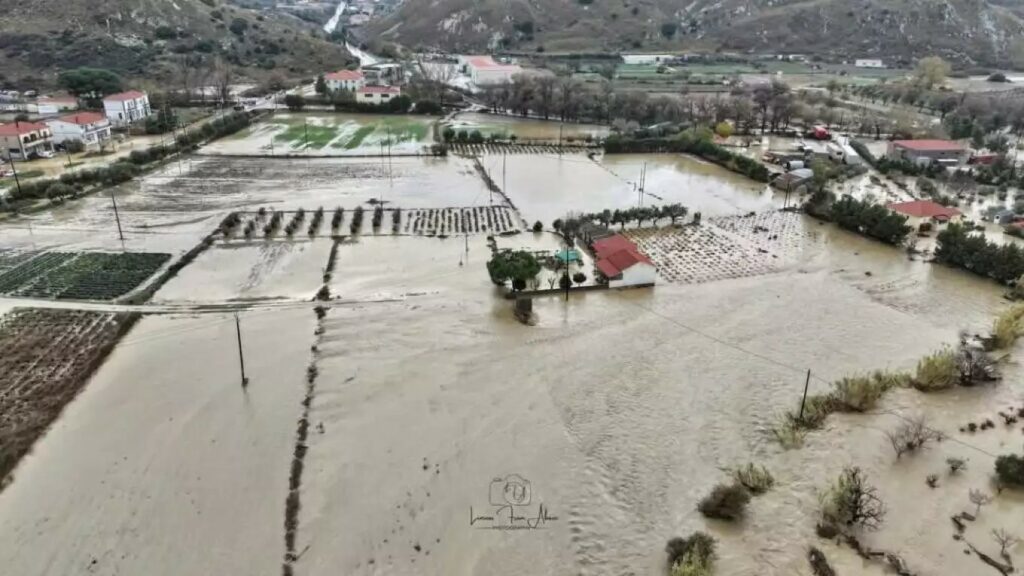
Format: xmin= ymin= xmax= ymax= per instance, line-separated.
xmin=887 ymin=199 xmax=962 ymax=227
xmin=887 ymin=139 xmax=967 ymax=166
xmin=356 ymin=85 xmax=401 ymax=106
xmin=591 ymin=234 xmax=657 ymax=288
xmin=102 ymin=90 xmax=152 ymax=127
xmin=324 ymin=69 xmax=365 ymax=92
xmin=46 ymin=111 xmax=112 ymax=150
xmin=460 ymin=55 xmax=522 ymax=86
xmin=0 ymin=121 xmax=54 ymax=160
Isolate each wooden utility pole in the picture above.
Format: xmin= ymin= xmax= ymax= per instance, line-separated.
xmin=8 ymin=155 xmax=22 ymax=199
xmin=798 ymin=369 xmax=811 ymax=422
xmin=235 ymin=313 xmax=249 ymax=390
xmin=110 ymin=190 xmax=125 ymax=242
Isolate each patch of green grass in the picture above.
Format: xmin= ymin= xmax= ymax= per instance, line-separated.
xmin=344 ymin=125 xmax=376 ymax=149
xmin=275 ymin=124 xmax=339 ymax=149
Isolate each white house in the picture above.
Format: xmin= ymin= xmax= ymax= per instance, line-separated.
xmin=356 ymin=85 xmax=401 ymax=105
xmin=103 ymin=90 xmax=152 ymax=127
xmin=324 ymin=69 xmax=365 ymax=92
xmin=461 ymin=56 xmax=522 ymax=86
xmin=621 ymin=54 xmax=673 ymax=65
xmin=592 ymin=235 xmax=657 ymax=288
xmin=36 ymin=96 xmax=78 ymax=116
xmin=0 ymin=121 xmax=54 ymax=160
xmin=854 ymin=59 xmax=886 ymax=68
xmin=46 ymin=112 xmax=112 ymax=149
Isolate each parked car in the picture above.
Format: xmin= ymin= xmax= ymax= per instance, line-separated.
xmin=32 ymin=149 xmax=55 ymax=159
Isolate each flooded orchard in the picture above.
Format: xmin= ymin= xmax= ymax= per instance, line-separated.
xmin=0 ymin=113 xmax=1022 ymax=576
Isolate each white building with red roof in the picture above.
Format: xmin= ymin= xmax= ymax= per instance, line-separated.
xmin=46 ymin=112 xmax=112 ymax=149
xmin=0 ymin=121 xmax=53 ymax=160
xmin=887 ymin=139 xmax=967 ymax=165
xmin=324 ymin=69 xmax=365 ymax=92
xmin=460 ymin=55 xmax=522 ymax=86
xmin=102 ymin=90 xmax=152 ymax=127
xmin=356 ymin=85 xmax=401 ymax=106
xmin=592 ymin=234 xmax=657 ymax=288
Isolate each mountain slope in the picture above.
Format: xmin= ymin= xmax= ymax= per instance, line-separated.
xmin=365 ymin=0 xmax=1024 ymax=67
xmin=0 ymin=0 xmax=353 ymax=89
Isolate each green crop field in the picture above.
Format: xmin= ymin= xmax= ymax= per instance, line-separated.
xmin=0 ymin=251 xmax=170 ymax=300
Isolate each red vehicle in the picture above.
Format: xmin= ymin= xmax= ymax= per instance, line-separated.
xmin=809 ymin=125 xmax=831 ymax=140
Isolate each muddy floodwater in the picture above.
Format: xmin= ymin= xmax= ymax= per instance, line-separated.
xmin=491 ymin=153 xmax=773 ymax=225
xmin=1 ymin=127 xmax=1023 ymax=576
xmin=448 ymin=112 xmax=610 ymax=142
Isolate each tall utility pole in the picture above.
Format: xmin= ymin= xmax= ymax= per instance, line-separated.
xmin=235 ymin=313 xmax=249 ymax=390
xmin=558 ymin=122 xmax=564 ymax=157
xmin=303 ymin=118 xmax=309 ymax=149
xmin=110 ymin=190 xmax=125 ymax=242
xmin=502 ymin=152 xmax=507 ymax=201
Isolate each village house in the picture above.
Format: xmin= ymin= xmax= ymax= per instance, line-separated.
xmin=356 ymin=85 xmax=401 ymax=106
xmin=324 ymin=69 xmax=365 ymax=92
xmin=0 ymin=121 xmax=54 ymax=160
xmin=36 ymin=96 xmax=79 ymax=116
xmin=887 ymin=140 xmax=967 ymax=166
xmin=461 ymin=56 xmax=522 ymax=86
xmin=854 ymin=59 xmax=886 ymax=68
xmin=46 ymin=112 xmax=112 ymax=150
xmin=362 ymin=62 xmax=404 ymax=86
xmin=103 ymin=90 xmax=152 ymax=127
xmin=887 ymin=199 xmax=962 ymax=229
xmin=592 ymin=234 xmax=657 ymax=288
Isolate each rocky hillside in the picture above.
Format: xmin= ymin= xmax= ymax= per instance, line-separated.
xmin=0 ymin=0 xmax=353 ymax=90
xmin=365 ymin=0 xmax=1024 ymax=68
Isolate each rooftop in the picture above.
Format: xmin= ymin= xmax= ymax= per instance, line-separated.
xmin=891 ymin=139 xmax=965 ymax=152
xmin=54 ymin=112 xmax=107 ymax=126
xmin=0 ymin=121 xmax=49 ymax=136
xmin=887 ymin=200 xmax=962 ymax=220
xmin=103 ymin=90 xmax=147 ymax=102
xmin=465 ymin=55 xmax=520 ymax=70
xmin=325 ymin=69 xmax=364 ymax=81
xmin=592 ymin=234 xmax=654 ymax=277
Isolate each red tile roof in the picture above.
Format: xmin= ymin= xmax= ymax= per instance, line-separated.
xmin=466 ymin=55 xmax=518 ymax=70
xmin=55 ymin=112 xmax=107 ymax=126
xmin=887 ymin=200 xmax=962 ymax=220
xmin=0 ymin=121 xmax=48 ymax=136
xmin=357 ymin=85 xmax=401 ymax=94
xmin=891 ymin=139 xmax=964 ymax=152
xmin=592 ymin=234 xmax=653 ymax=277
xmin=325 ymin=69 xmax=364 ymax=81
xmin=103 ymin=90 xmax=146 ymax=102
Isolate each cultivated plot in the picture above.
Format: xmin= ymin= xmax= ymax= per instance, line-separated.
xmin=202 ymin=113 xmax=437 ymax=156
xmin=446 ymin=112 xmax=609 ymax=143
xmin=0 ymin=251 xmax=169 ymax=300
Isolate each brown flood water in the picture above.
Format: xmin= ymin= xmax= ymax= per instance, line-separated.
xmin=0 ymin=150 xmax=1022 ymax=576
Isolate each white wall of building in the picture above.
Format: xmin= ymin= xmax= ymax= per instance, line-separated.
xmin=609 ymin=262 xmax=657 ymax=288
xmin=47 ymin=119 xmax=112 ymax=147
xmin=103 ymin=94 xmax=152 ymax=127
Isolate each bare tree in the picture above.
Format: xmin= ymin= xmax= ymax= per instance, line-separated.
xmin=884 ymin=416 xmax=943 ymax=459
xmin=992 ymin=529 xmax=1020 ymax=563
xmin=213 ymin=56 xmax=234 ymax=105
xmin=969 ymin=489 xmax=993 ymax=516
xmin=821 ymin=467 xmax=886 ymax=531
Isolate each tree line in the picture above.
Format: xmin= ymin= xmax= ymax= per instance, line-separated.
xmin=935 ymin=223 xmax=1024 ymax=285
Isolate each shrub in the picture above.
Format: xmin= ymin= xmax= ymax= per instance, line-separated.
xmin=913 ymin=347 xmax=958 ymax=391
xmin=64 ymin=139 xmax=85 ymax=154
xmin=832 ymin=374 xmax=887 ymax=412
xmin=697 ymin=482 xmax=751 ymax=520
xmin=733 ymin=463 xmax=775 ymax=494
xmin=532 ymin=220 xmax=543 ymax=232
xmin=995 ymin=454 xmax=1024 ymax=487
xmin=666 ymin=532 xmax=716 ymax=576
xmin=884 ymin=416 xmax=943 ymax=459
xmin=820 ymin=467 xmax=885 ymax=531
xmin=992 ymin=304 xmax=1024 ymax=350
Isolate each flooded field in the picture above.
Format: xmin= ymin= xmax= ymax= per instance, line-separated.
xmin=490 ymin=153 xmax=773 ymax=225
xmin=202 ymin=113 xmax=437 ymax=156
xmin=447 ymin=112 xmax=610 ymax=142
xmin=1 ymin=115 xmax=1023 ymax=576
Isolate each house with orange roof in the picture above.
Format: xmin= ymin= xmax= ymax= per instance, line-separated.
xmin=591 ymin=234 xmax=657 ymax=288
xmin=324 ymin=69 xmax=365 ymax=92
xmin=103 ymin=90 xmax=152 ymax=127
xmin=46 ymin=112 xmax=112 ymax=150
xmin=0 ymin=121 xmax=53 ymax=160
